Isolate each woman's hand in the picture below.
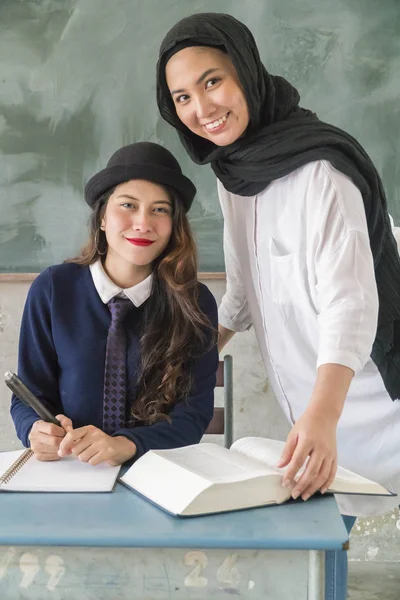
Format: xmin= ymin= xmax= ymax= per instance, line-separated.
xmin=277 ymin=409 xmax=338 ymax=501
xmin=277 ymin=363 xmax=353 ymax=501
xmin=28 ymin=414 xmax=73 ymax=461
xmin=58 ymin=425 xmax=137 ymax=466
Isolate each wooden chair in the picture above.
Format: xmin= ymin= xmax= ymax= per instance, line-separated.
xmin=204 ymin=354 xmax=233 ymax=448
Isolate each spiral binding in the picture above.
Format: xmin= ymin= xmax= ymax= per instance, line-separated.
xmin=0 ymin=449 xmax=33 ymax=485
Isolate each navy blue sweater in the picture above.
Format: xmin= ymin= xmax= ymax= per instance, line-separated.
xmin=10 ymin=263 xmax=218 ymax=459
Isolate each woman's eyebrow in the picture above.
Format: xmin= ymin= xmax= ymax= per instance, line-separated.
xmin=116 ymin=194 xmax=139 ymax=201
xmin=170 ymin=67 xmax=221 ymax=95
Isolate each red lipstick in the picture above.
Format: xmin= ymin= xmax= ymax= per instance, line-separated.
xmin=126 ymin=238 xmax=154 ymax=247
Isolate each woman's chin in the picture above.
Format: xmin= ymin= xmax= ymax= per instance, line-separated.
xmin=203 ymin=127 xmax=243 ymax=147
xmin=212 ymin=137 xmax=238 ymax=147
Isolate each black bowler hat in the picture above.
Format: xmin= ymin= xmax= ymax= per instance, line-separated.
xmin=84 ymin=142 xmax=196 ymax=212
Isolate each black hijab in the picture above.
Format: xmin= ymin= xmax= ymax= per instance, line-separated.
xmin=157 ymin=12 xmax=400 ymax=401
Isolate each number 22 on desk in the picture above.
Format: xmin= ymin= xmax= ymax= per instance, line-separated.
xmin=0 ymin=547 xmax=65 ymax=590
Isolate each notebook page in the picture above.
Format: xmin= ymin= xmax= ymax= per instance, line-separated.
xmin=1 ymin=453 xmax=120 ymax=492
xmin=0 ymin=450 xmax=26 ymax=478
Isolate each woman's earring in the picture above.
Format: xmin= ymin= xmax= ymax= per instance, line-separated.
xmin=95 ymin=230 xmax=107 ymax=256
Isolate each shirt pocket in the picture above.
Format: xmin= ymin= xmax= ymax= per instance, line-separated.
xmin=268 ymin=238 xmax=304 ymax=306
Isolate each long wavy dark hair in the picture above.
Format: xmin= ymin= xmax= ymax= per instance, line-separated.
xmin=68 ymin=184 xmax=215 ymax=424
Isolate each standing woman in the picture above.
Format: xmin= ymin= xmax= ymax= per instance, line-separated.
xmin=11 ymin=142 xmax=218 ymax=466
xmin=157 ymin=13 xmax=400 ymax=600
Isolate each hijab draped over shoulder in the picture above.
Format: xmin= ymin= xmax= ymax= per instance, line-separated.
xmin=157 ymin=12 xmax=400 ymax=401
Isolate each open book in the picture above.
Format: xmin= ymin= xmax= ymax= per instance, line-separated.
xmin=120 ymin=437 xmax=394 ymax=516
xmin=0 ymin=449 xmax=120 ymax=492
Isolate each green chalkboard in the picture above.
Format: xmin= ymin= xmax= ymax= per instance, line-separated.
xmin=0 ymin=0 xmax=399 ymax=272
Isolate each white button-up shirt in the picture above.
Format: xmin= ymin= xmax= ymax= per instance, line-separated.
xmin=218 ymin=160 xmax=400 ymax=516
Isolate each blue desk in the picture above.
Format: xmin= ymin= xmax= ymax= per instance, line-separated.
xmin=0 ymin=483 xmax=348 ymax=599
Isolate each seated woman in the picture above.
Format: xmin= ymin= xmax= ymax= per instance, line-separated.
xmin=10 ymin=141 xmax=218 ymax=466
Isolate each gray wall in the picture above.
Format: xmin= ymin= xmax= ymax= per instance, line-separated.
xmin=0 ymin=0 xmax=399 ymax=272
xmin=1 ymin=278 xmax=399 ymax=563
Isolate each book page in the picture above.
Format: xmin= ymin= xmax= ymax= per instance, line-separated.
xmin=152 ymin=443 xmax=276 ymax=483
xmin=332 ymin=465 xmax=392 ymax=495
xmin=231 ymin=438 xmax=391 ymax=496
xmin=122 ymin=446 xmax=287 ymax=516
xmin=1 ymin=452 xmax=120 ymax=492
xmin=121 ymin=451 xmax=211 ymax=515
xmin=231 ymin=437 xmax=286 ymax=473
xmin=334 ymin=465 xmax=374 ymax=484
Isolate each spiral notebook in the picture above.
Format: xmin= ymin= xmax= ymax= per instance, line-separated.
xmin=0 ymin=449 xmax=120 ymax=492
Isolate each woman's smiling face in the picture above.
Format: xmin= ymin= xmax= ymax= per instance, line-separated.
xmin=165 ymin=46 xmax=250 ymax=147
xmin=101 ymin=179 xmax=173 ymax=275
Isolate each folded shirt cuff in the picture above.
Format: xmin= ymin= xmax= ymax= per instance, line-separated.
xmin=218 ymin=307 xmax=252 ymax=333
xmin=316 ymin=349 xmax=364 ymax=374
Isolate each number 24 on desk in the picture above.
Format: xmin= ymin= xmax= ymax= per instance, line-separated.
xmin=184 ymin=551 xmax=241 ymax=589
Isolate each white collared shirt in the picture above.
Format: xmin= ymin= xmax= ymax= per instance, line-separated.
xmin=89 ymin=260 xmax=152 ymax=306
xmin=218 ymin=159 xmax=400 ymax=517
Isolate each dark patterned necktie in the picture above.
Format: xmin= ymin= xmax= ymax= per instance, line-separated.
xmin=103 ymin=297 xmax=134 ymax=434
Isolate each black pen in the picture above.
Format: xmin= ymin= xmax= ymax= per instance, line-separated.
xmin=5 ymin=371 xmax=62 ymax=427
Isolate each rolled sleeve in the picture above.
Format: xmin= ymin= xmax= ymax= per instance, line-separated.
xmin=316 ymin=230 xmax=378 ymax=373
xmin=219 ymin=293 xmax=252 ymax=332
xmin=217 ymin=179 xmax=252 ymax=332
xmin=219 ymin=219 xmax=252 ymax=331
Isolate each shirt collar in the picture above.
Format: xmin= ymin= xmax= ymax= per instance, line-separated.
xmin=90 ymin=260 xmax=153 ymax=307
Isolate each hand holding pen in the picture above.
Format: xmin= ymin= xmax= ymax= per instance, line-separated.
xmin=28 ymin=416 xmax=73 ymax=461
xmin=5 ymin=371 xmax=73 ymax=461
xmin=6 ymin=371 xmax=133 ymax=466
